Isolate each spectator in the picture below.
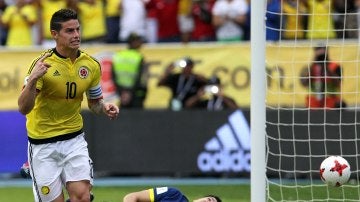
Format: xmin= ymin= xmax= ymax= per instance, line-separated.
xmin=0 ymin=0 xmax=8 ymax=45
xmin=211 ymin=0 xmax=248 ymax=42
xmin=190 ymin=0 xmax=216 ymax=42
xmin=344 ymin=0 xmax=359 ymax=39
xmin=303 ymin=0 xmax=336 ymax=39
xmin=34 ymin=0 xmax=74 ymax=48
xmin=185 ymin=76 xmax=238 ymax=110
xmin=112 ymin=33 xmax=148 ymax=108
xmin=265 ymin=0 xmax=281 ymax=41
xmin=154 ymin=0 xmax=181 ymax=43
xmin=104 ymin=0 xmax=121 ymax=43
xmin=282 ymin=0 xmax=307 ymax=40
xmin=119 ymin=0 xmax=146 ymax=42
xmin=158 ymin=56 xmax=207 ymax=111
xmin=300 ymin=45 xmax=346 ymax=109
xmin=76 ymin=0 xmax=106 ymax=43
xmin=1 ymin=0 xmax=37 ymax=47
xmin=333 ymin=0 xmax=354 ymax=38
xmin=243 ymin=0 xmax=250 ymax=40
xmin=178 ymin=0 xmax=193 ymax=43
xmin=144 ymin=0 xmax=158 ymax=43
xmin=123 ymin=186 xmax=222 ymax=202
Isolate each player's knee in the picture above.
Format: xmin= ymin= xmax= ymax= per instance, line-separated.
xmin=123 ymin=193 xmax=137 ymax=202
xmin=66 ymin=181 xmax=92 ymax=202
xmin=68 ymin=192 xmax=91 ymax=202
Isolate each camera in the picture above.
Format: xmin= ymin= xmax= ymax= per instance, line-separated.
xmin=173 ymin=57 xmax=194 ymax=68
xmin=204 ymin=85 xmax=219 ymax=95
xmin=173 ymin=59 xmax=188 ymax=68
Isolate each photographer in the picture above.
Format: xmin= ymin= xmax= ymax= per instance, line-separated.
xmin=300 ymin=45 xmax=346 ymax=109
xmin=158 ymin=56 xmax=207 ymax=111
xmin=185 ymin=76 xmax=238 ymax=110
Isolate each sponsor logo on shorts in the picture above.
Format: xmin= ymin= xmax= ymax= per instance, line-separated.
xmin=197 ymin=110 xmax=251 ymax=172
xmin=41 ymin=186 xmax=50 ymax=195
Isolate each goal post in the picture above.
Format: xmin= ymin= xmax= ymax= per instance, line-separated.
xmin=250 ymin=0 xmax=266 ymax=202
xmin=254 ymin=0 xmax=360 ymax=201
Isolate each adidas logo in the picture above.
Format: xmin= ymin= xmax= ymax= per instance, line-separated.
xmin=53 ymin=70 xmax=61 ymax=76
xmin=197 ymin=110 xmax=251 ymax=172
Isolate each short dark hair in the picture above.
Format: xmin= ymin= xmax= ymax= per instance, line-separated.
xmin=208 ymin=76 xmax=221 ymax=85
xmin=182 ymin=56 xmax=194 ymax=67
xmin=127 ymin=32 xmax=143 ymax=44
xmin=50 ymin=8 xmax=78 ymax=32
xmin=207 ymin=195 xmax=222 ymax=202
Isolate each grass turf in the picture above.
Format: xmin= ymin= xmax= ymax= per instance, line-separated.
xmin=1 ymin=184 xmax=359 ymax=201
xmin=0 ymin=185 xmax=248 ymax=202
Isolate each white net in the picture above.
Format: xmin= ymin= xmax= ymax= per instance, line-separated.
xmin=264 ymin=0 xmax=360 ymax=201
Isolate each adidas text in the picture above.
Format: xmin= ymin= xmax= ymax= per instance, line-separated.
xmin=198 ymin=150 xmax=250 ymax=172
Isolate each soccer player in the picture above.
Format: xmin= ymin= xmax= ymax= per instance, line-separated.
xmin=123 ymin=187 xmax=222 ymax=202
xmin=18 ymin=8 xmax=119 ymax=202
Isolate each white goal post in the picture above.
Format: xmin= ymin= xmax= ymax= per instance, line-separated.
xmin=251 ymin=0 xmax=360 ymax=201
xmin=250 ymin=0 xmax=266 ymax=202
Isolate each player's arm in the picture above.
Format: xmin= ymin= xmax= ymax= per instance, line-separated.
xmin=88 ymin=98 xmax=119 ymax=120
xmin=18 ymin=54 xmax=51 ymax=115
xmin=87 ymin=63 xmax=119 ymax=119
xmin=18 ymin=76 xmax=39 ymax=115
xmin=123 ymin=189 xmax=152 ymax=202
xmin=185 ymin=87 xmax=205 ymax=108
xmin=325 ymin=63 xmax=342 ymax=86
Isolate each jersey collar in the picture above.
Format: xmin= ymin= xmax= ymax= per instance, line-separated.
xmin=52 ymin=48 xmax=81 ymax=59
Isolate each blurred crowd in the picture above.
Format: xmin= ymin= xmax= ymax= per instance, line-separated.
xmin=0 ymin=0 xmax=359 ymax=47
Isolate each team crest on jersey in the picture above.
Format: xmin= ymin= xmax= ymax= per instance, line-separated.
xmin=79 ymin=66 xmax=89 ymax=79
xmin=41 ymin=186 xmax=50 ymax=195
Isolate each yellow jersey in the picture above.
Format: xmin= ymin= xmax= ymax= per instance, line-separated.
xmin=24 ymin=49 xmax=103 ymax=143
xmin=41 ymin=0 xmax=68 ymax=39
xmin=78 ymin=0 xmax=106 ymax=40
xmin=1 ymin=4 xmax=38 ymax=46
xmin=105 ymin=0 xmax=121 ymax=17
xmin=306 ymin=0 xmax=336 ymax=39
xmin=178 ymin=0 xmax=192 ymax=15
xmin=282 ymin=1 xmax=306 ymax=39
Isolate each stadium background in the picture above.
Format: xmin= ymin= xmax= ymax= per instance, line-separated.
xmin=0 ymin=42 xmax=358 ymax=177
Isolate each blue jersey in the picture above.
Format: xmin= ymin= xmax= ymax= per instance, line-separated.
xmin=149 ymin=187 xmax=189 ymax=202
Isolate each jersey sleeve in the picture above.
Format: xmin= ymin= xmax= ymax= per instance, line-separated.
xmin=22 ymin=5 xmax=38 ymax=24
xmin=90 ymin=58 xmax=102 ymax=88
xmin=148 ymin=188 xmax=155 ymax=202
xmin=1 ymin=6 xmax=14 ymax=24
xmin=86 ymin=56 xmax=103 ymax=100
xmin=153 ymin=187 xmax=189 ymax=202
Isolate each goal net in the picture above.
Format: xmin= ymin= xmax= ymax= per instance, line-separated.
xmin=254 ymin=0 xmax=360 ymax=201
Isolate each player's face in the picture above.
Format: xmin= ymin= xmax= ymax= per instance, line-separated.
xmin=193 ymin=196 xmax=218 ymax=202
xmin=54 ymin=19 xmax=81 ymax=50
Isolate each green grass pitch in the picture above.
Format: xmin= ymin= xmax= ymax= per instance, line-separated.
xmin=1 ymin=184 xmax=359 ymax=201
xmin=0 ymin=185 xmax=248 ymax=202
